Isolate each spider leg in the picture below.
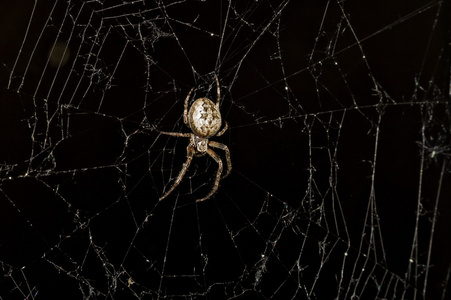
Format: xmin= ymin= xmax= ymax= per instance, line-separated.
xmin=184 ymin=87 xmax=194 ymax=125
xmin=209 ymin=141 xmax=231 ymax=179
xmin=196 ymin=148 xmax=223 ymax=202
xmin=215 ymin=121 xmax=228 ymax=137
xmin=159 ymin=145 xmax=195 ymax=201
xmin=215 ymin=75 xmax=220 ymax=107
xmin=160 ymin=131 xmax=191 ymax=138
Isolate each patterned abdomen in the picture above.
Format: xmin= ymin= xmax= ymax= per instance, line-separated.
xmin=188 ymin=98 xmax=222 ymax=138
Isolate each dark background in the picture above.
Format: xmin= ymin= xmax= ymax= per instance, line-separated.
xmin=0 ymin=0 xmax=450 ymax=299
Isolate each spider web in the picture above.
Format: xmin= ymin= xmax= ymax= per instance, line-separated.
xmin=0 ymin=0 xmax=450 ymax=299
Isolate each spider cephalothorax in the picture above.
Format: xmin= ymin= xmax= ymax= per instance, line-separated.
xmin=159 ymin=76 xmax=231 ymax=202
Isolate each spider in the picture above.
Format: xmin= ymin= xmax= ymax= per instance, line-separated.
xmin=159 ymin=76 xmax=231 ymax=202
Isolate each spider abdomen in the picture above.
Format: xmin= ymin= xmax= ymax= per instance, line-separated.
xmin=188 ymin=98 xmax=222 ymax=138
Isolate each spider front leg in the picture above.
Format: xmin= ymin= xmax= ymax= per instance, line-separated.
xmin=209 ymin=141 xmax=232 ymax=179
xmin=196 ymin=148 xmax=223 ymax=202
xmin=159 ymin=144 xmax=195 ymax=201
